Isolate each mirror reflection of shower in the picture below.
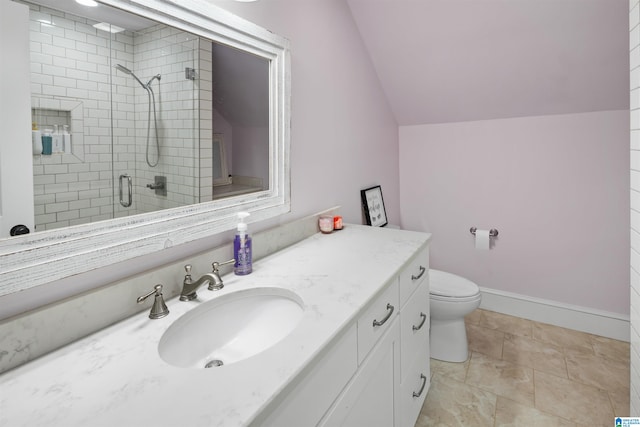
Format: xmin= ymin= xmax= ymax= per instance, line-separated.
xmin=115 ymin=64 xmax=161 ymax=167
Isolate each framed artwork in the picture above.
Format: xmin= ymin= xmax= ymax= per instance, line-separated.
xmin=361 ymin=185 xmax=388 ymax=227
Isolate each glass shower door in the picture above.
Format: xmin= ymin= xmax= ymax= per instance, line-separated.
xmin=111 ymin=22 xmax=201 ymax=218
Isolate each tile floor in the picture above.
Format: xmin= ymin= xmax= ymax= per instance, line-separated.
xmin=415 ymin=309 xmax=630 ymax=426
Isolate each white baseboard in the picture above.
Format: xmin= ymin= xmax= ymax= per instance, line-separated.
xmin=479 ymin=287 xmax=630 ymax=342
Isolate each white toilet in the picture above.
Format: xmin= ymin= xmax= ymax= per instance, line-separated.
xmin=429 ymin=269 xmax=481 ymax=363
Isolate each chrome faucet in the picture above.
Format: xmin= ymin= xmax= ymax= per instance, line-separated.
xmin=179 ymin=259 xmax=234 ymax=301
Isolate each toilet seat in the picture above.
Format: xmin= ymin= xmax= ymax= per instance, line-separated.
xmin=430 ymin=292 xmax=481 ymax=303
xmin=429 ymin=269 xmax=480 ymax=299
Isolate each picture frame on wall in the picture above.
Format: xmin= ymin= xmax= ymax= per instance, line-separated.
xmin=360 ymin=185 xmax=388 ymax=227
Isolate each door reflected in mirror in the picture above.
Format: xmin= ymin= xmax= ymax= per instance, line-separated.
xmin=211 ymin=43 xmax=270 ymax=200
xmin=18 ymin=0 xmax=271 ymax=233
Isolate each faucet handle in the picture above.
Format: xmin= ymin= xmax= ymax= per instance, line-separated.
xmin=137 ymin=284 xmax=169 ymax=319
xmin=212 ymin=258 xmax=235 ymax=273
xmin=184 ymin=264 xmax=193 ymax=280
xmin=208 ymin=259 xmax=235 ymax=291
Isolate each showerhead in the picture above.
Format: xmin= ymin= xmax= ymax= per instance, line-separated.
xmin=115 ymin=64 xmax=147 ymax=89
xmin=146 ymin=74 xmax=161 ymax=87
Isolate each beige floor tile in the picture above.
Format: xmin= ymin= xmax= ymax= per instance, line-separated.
xmin=609 ymin=388 xmax=631 ymax=416
xmin=466 ymin=352 xmax=535 ymax=406
xmin=415 ymin=373 xmax=496 ymax=427
xmin=478 ymin=310 xmax=534 ymax=338
xmin=466 ymin=323 xmax=504 ymax=360
xmin=430 ymin=357 xmax=469 ymax=383
xmin=502 ymin=333 xmax=567 ymax=378
xmin=565 ymin=349 xmax=629 ymax=393
xmin=418 ymin=310 xmax=629 ymax=427
xmin=534 ymin=370 xmax=614 ymax=426
xmin=532 ymin=322 xmax=594 ymax=354
xmin=494 ymin=396 xmax=575 ymax=426
xmin=590 ymin=335 xmax=630 ymax=365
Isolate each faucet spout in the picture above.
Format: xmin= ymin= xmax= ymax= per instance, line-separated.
xmin=179 ymin=264 xmax=226 ymax=301
xmin=179 ymin=260 xmax=234 ymax=301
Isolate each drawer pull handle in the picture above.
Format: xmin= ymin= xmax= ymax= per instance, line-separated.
xmin=412 ymin=374 xmax=427 ymax=398
xmin=411 ymin=266 xmax=426 ymax=281
xmin=372 ymin=303 xmax=394 ymax=327
xmin=412 ymin=312 xmax=427 ymax=331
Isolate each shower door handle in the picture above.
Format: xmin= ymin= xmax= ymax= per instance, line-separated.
xmin=119 ymin=174 xmax=132 ymax=207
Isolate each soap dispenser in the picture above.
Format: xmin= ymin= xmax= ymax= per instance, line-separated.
xmin=234 ymin=212 xmax=252 ymax=275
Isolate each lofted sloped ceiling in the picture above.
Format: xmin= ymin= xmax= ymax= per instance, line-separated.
xmin=346 ymin=0 xmax=629 ymax=126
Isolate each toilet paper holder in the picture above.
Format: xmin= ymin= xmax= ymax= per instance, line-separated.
xmin=470 ymin=227 xmax=499 ymax=237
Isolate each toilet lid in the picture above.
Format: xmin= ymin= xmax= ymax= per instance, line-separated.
xmin=429 ymin=269 xmax=480 ymax=298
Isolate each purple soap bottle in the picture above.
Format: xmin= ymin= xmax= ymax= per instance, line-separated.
xmin=234 ymin=212 xmax=252 ymax=275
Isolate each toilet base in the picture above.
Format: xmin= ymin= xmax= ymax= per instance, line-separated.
xmin=430 ymin=318 xmax=469 ymax=363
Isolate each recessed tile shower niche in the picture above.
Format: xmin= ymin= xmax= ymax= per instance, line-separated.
xmin=31 ymin=96 xmax=85 ymax=161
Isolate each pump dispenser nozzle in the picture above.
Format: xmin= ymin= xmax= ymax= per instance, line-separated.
xmin=237 ymin=211 xmax=250 ymax=236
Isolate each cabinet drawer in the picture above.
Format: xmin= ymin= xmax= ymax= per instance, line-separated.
xmin=400 ymin=279 xmax=429 ymax=382
xmin=357 ymin=278 xmax=399 ymax=364
xmin=399 ymin=355 xmax=430 ymax=427
xmin=399 ymin=246 xmax=429 ymax=307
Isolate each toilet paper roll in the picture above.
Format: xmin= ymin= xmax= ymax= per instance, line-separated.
xmin=475 ymin=229 xmax=490 ymax=250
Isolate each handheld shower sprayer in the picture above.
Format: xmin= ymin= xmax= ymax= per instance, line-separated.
xmin=115 ymin=64 xmax=147 ymax=89
xmin=114 ymin=64 xmax=162 ymax=167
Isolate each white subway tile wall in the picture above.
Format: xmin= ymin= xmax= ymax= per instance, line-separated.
xmin=631 ymin=0 xmax=640 ymax=415
xmin=28 ymin=2 xmax=117 ymax=229
xmin=24 ymin=1 xmax=213 ymax=230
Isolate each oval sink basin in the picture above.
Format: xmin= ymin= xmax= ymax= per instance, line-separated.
xmin=158 ymin=287 xmax=304 ymax=368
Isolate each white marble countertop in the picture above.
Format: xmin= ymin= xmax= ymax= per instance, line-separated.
xmin=0 ymin=225 xmax=430 ymax=427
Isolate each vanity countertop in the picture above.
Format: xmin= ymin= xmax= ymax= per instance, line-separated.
xmin=0 ymin=225 xmax=430 ymax=427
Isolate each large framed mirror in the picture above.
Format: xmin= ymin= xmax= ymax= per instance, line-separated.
xmin=0 ymin=0 xmax=290 ymax=296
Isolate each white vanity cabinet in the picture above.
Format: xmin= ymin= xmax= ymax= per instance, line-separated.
xmin=257 ymin=245 xmax=430 ymax=427
xmin=0 ymin=226 xmax=432 ymax=427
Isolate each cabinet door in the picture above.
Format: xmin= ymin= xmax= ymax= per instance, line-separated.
xmin=320 ymin=319 xmax=400 ymax=427
xmin=255 ymin=325 xmax=358 ymax=427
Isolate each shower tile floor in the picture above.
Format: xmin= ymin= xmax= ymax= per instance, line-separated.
xmin=415 ymin=309 xmax=630 ymax=426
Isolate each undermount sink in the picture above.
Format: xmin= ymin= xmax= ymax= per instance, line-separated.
xmin=158 ymin=287 xmax=304 ymax=368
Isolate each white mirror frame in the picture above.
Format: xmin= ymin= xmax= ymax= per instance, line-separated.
xmin=0 ymin=0 xmax=291 ymax=297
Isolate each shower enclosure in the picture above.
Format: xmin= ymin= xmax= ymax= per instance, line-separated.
xmin=26 ymin=1 xmax=209 ymax=231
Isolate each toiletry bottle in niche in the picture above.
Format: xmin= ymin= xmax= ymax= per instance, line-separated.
xmin=234 ymin=211 xmax=252 ymax=275
xmin=62 ymin=125 xmax=71 ymax=154
xmin=41 ymin=128 xmax=52 ymax=155
xmin=31 ymin=121 xmax=42 ymax=155
xmin=52 ymin=125 xmax=62 ymax=153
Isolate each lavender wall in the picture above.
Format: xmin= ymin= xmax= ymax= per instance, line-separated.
xmin=399 ymin=110 xmax=629 ymax=314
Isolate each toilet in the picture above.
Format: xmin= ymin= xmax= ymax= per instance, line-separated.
xmin=429 ymin=269 xmax=482 ymax=363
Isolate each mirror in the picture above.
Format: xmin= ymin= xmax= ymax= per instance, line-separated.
xmin=21 ymin=0 xmax=271 ymax=231
xmin=0 ymin=0 xmax=290 ymax=296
